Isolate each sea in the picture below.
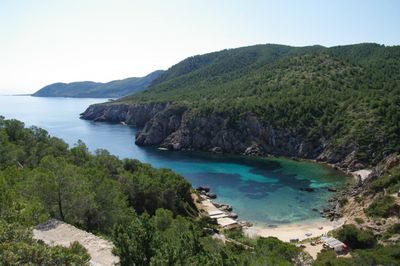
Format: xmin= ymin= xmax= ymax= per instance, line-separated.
xmin=0 ymin=95 xmax=350 ymax=225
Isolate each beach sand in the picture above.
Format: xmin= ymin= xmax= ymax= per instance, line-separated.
xmin=243 ymin=218 xmax=344 ymax=242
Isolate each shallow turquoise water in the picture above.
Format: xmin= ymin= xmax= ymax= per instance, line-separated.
xmin=0 ymin=95 xmax=350 ymax=224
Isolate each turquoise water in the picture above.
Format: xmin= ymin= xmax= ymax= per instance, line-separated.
xmin=0 ymin=95 xmax=349 ymax=224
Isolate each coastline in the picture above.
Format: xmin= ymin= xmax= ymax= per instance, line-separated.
xmin=87 ymin=110 xmax=373 ymax=244
xmin=186 ymin=152 xmax=360 ymax=243
xmin=243 ymin=218 xmax=345 ymax=242
xmin=195 ymin=186 xmax=347 ymax=243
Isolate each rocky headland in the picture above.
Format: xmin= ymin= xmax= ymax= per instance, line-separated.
xmin=81 ymin=102 xmax=369 ymax=172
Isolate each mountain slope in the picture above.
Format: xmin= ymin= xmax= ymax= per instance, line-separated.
xmin=33 ymin=70 xmax=164 ymax=98
xmin=81 ymin=43 xmax=400 ymax=170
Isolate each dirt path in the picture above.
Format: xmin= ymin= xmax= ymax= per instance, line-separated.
xmin=33 ymin=219 xmax=119 ymax=266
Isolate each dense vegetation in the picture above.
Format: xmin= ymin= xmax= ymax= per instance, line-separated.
xmin=33 ymin=70 xmax=163 ymax=98
xmin=120 ymin=43 xmax=400 ymax=166
xmin=314 ymin=225 xmax=400 ymax=265
xmin=0 ymin=221 xmax=90 ymax=265
xmin=366 ymin=195 xmax=399 ymax=218
xmin=0 ymin=117 xmax=304 ymax=265
xmin=369 ymin=163 xmax=400 ymax=195
xmin=113 ymin=209 xmax=302 ymax=266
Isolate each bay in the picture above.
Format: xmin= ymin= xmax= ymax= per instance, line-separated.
xmin=0 ymin=95 xmax=349 ymax=225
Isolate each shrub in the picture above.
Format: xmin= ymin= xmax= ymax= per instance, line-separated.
xmin=366 ymin=195 xmax=400 ymax=218
xmin=314 ymin=250 xmax=354 ymax=266
xmin=314 ymin=245 xmax=400 ymax=265
xmin=353 ymin=245 xmax=400 ymax=266
xmin=369 ymin=166 xmax=400 ymax=194
xmin=335 ymin=224 xmax=377 ymax=249
xmin=382 ymin=223 xmax=400 ymax=239
xmin=355 ymin=196 xmax=364 ymax=204
xmin=354 ymin=218 xmax=364 ymax=224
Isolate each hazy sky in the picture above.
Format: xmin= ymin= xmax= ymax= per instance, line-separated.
xmin=1 ymin=0 xmax=399 ymax=94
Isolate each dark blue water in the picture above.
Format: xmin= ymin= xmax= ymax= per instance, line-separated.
xmin=0 ymin=95 xmax=349 ymax=224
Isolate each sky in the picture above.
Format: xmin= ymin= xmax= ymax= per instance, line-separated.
xmin=0 ymin=0 xmax=399 ymax=94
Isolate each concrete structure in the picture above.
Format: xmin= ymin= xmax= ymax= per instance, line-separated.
xmin=321 ymin=236 xmax=348 ymax=253
xmin=33 ymin=219 xmax=119 ymax=266
xmin=201 ymin=199 xmax=238 ymax=228
xmin=217 ymin=217 xmax=239 ymax=228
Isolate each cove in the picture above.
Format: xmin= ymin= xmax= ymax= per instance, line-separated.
xmin=0 ymin=95 xmax=349 ymax=225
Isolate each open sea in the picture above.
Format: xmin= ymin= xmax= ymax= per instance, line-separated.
xmin=0 ymin=95 xmax=350 ymax=225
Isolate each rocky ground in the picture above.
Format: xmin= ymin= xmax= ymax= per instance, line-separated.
xmin=33 ymin=219 xmax=119 ymax=266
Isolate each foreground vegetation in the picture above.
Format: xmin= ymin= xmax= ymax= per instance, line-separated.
xmin=1 ymin=117 xmax=399 ymax=265
xmin=315 ymin=224 xmax=400 ymax=265
xmin=0 ymin=117 xmax=302 ymax=265
xmin=120 ymin=43 xmax=400 ymax=166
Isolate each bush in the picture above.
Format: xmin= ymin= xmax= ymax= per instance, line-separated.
xmin=314 ymin=250 xmax=354 ymax=266
xmin=369 ymin=166 xmax=400 ymax=194
xmin=366 ymin=195 xmax=400 ymax=218
xmin=354 ymin=218 xmax=364 ymax=224
xmin=383 ymin=223 xmax=400 ymax=239
xmin=335 ymin=224 xmax=377 ymax=249
xmin=314 ymin=245 xmax=400 ymax=266
xmin=353 ymin=245 xmax=400 ymax=266
xmin=0 ymin=222 xmax=90 ymax=265
xmin=355 ymin=196 xmax=364 ymax=204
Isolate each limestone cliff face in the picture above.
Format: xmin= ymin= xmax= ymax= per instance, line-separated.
xmin=81 ymin=102 xmax=167 ymax=126
xmin=81 ymin=103 xmax=363 ymax=170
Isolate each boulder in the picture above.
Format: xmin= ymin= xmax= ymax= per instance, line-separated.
xmin=210 ymin=146 xmax=223 ymax=153
xmin=243 ymin=145 xmax=265 ymax=156
xmin=300 ymin=187 xmax=315 ymax=192
xmin=208 ymin=193 xmax=217 ymax=199
xmin=196 ymin=186 xmax=210 ymax=193
xmin=327 ymin=187 xmax=337 ymax=192
xmin=229 ymin=212 xmax=238 ymax=219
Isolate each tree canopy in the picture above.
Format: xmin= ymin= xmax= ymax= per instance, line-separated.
xmin=119 ymin=43 xmax=400 ymax=166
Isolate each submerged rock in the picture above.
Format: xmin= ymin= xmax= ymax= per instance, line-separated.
xmin=207 ymin=193 xmax=217 ymax=199
xmin=300 ymin=187 xmax=315 ymax=192
xmin=197 ymin=186 xmax=210 ymax=193
xmin=327 ymin=187 xmax=337 ymax=192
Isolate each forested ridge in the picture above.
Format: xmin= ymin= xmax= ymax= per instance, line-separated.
xmin=112 ymin=43 xmax=400 ymax=167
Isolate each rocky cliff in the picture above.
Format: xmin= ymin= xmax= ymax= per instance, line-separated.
xmin=81 ymin=102 xmax=365 ymax=170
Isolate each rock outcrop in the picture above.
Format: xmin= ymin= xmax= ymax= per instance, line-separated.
xmin=81 ymin=102 xmax=168 ymax=126
xmin=80 ymin=102 xmax=363 ymax=169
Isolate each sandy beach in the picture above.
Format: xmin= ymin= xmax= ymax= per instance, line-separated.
xmin=243 ymin=218 xmax=345 ymax=242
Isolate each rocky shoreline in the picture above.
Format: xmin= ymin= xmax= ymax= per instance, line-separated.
xmin=195 ymin=186 xmax=252 ymax=228
xmin=80 ymin=102 xmax=372 ymax=172
xmin=80 ymin=101 xmax=393 ymax=238
xmin=195 ymin=183 xmax=349 ymax=232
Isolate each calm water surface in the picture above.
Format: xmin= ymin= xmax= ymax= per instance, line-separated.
xmin=0 ymin=95 xmax=349 ymax=224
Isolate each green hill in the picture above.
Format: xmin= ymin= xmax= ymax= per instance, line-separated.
xmin=82 ymin=43 xmax=400 ymax=169
xmin=33 ymin=70 xmax=164 ymax=98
